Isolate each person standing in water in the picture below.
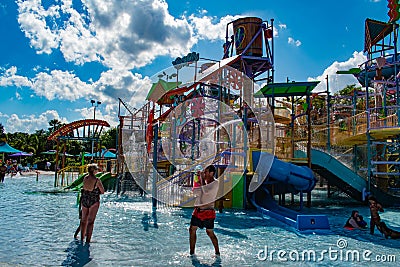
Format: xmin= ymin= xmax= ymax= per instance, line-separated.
xmin=79 ymin=164 xmax=104 ymax=243
xmin=368 ymin=195 xmax=384 ymax=235
xmin=189 ymin=165 xmax=220 ymax=257
xmin=0 ymin=163 xmax=7 ymax=182
xmin=73 ymin=194 xmax=83 ymax=239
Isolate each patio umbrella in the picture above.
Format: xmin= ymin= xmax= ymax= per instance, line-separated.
xmin=41 ymin=151 xmax=75 ymax=158
xmin=8 ymin=151 xmax=33 ymax=164
xmin=9 ymin=152 xmax=33 ymax=157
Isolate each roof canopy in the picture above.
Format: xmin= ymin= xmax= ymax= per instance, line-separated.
xmin=156 ymin=85 xmax=191 ymax=105
xmin=0 ymin=142 xmax=22 ymax=153
xmin=9 ymin=152 xmax=33 ymax=157
xmin=364 ymin=18 xmax=394 ymax=52
xmin=254 ymin=81 xmax=320 ymax=98
xmin=146 ymin=79 xmax=182 ymax=103
xmin=85 ymin=149 xmax=116 ymax=158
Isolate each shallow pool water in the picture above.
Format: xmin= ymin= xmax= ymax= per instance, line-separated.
xmin=1 ymin=174 xmax=400 ymax=266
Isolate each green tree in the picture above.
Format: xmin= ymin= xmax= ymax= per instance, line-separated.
xmin=0 ymin=123 xmax=6 ymax=142
xmin=48 ymin=119 xmax=64 ymax=134
xmin=101 ymin=127 xmax=117 ymax=149
xmin=33 ymin=129 xmax=50 ymax=154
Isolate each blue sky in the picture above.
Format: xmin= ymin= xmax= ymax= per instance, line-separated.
xmin=0 ymin=0 xmax=388 ymax=133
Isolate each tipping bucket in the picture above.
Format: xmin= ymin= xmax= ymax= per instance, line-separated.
xmin=233 ymin=17 xmax=263 ymax=56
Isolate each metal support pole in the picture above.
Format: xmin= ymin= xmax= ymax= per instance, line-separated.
xmin=243 ymin=105 xmax=248 ymax=209
xmin=91 ymin=100 xmax=101 ymax=161
xmin=306 ymin=94 xmax=312 ymax=208
xmin=326 ymin=75 xmax=331 ymax=152
xmin=365 ymin=62 xmax=371 ymax=192
xmin=152 ymin=124 xmax=159 ymax=209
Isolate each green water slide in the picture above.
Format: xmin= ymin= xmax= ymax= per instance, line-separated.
xmin=65 ymin=172 xmax=88 ymax=190
xmin=100 ymin=172 xmax=116 ymax=190
xmin=66 ymin=172 xmax=112 ymax=191
xmin=295 ymin=149 xmax=400 ymax=207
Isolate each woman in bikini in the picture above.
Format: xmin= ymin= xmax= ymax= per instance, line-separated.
xmin=79 ymin=164 xmax=105 ymax=243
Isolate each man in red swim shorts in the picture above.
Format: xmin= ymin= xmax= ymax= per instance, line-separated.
xmin=189 ymin=165 xmax=220 ymax=257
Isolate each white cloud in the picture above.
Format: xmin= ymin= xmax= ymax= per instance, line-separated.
xmin=0 ymin=66 xmax=148 ymax=106
xmin=278 ymin=23 xmax=286 ymax=29
xmin=0 ymin=65 xmax=152 ymax=134
xmin=7 ymin=1 xmax=283 ymax=133
xmin=89 ymin=69 xmax=152 ymax=117
xmin=0 ymin=110 xmax=67 ymax=133
xmin=188 ymin=14 xmax=242 ymax=41
xmin=16 ymin=0 xmax=198 ymax=69
xmin=308 ymin=51 xmax=366 ymax=93
xmin=288 ymin=37 xmax=301 ymax=47
xmin=16 ymin=0 xmax=60 ymax=54
xmin=0 ymin=66 xmax=33 ymax=88
xmin=32 ymin=70 xmax=92 ymax=101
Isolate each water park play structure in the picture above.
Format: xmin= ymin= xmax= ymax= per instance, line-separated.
xmin=62 ymin=13 xmax=400 ymax=232
xmin=117 ymin=17 xmax=331 ymax=232
xmin=311 ymin=17 xmax=400 ymax=207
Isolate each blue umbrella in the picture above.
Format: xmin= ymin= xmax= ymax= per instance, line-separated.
xmin=9 ymin=152 xmax=33 ymax=157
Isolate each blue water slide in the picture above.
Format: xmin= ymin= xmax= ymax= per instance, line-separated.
xmin=249 ymin=151 xmax=316 ymax=193
xmin=267 ymin=157 xmax=316 ymax=192
xmin=248 ymin=151 xmax=330 ymax=232
xmin=295 ymin=149 xmax=400 ymax=207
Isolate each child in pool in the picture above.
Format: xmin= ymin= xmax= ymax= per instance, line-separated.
xmin=344 ymin=210 xmax=367 ymax=229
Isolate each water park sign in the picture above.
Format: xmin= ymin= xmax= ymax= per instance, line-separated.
xmin=172 ymin=52 xmax=199 ymax=70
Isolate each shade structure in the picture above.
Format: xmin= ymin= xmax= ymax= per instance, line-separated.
xmin=254 ymin=81 xmax=320 ymax=98
xmin=40 ymin=150 xmax=57 ymax=155
xmin=86 ymin=149 xmax=116 ymax=158
xmin=102 ymin=150 xmax=116 ymax=158
xmin=0 ymin=142 xmax=22 ymax=153
xmin=41 ymin=150 xmax=73 ymax=157
xmin=9 ymin=152 xmax=33 ymax=157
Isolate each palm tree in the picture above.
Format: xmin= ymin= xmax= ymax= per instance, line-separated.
xmin=0 ymin=123 xmax=6 ymax=142
xmin=48 ymin=119 xmax=64 ymax=134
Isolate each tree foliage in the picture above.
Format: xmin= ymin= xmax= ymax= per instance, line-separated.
xmin=1 ymin=120 xmax=118 ymax=166
xmin=100 ymin=127 xmax=117 ymax=149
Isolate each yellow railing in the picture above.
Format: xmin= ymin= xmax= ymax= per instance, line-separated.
xmin=55 ymin=165 xmax=87 ymax=187
xmin=54 ymin=159 xmax=118 ymax=187
xmin=94 ymin=159 xmax=118 ymax=175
